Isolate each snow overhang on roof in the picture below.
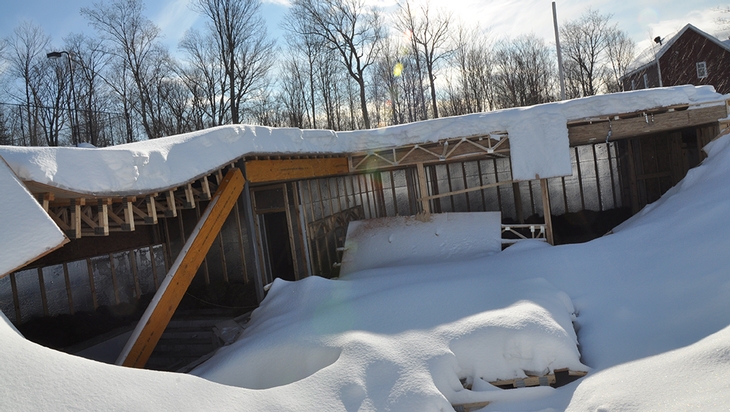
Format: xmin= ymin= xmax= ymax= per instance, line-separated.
xmin=0 ymin=85 xmax=724 ymax=198
xmin=0 ymin=156 xmax=67 ymax=278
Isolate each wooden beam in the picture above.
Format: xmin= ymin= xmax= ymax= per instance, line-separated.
xmin=246 ymin=157 xmax=349 ymax=183
xmin=568 ymin=105 xmax=726 ymax=146
xmin=116 ymin=168 xmax=245 ymax=368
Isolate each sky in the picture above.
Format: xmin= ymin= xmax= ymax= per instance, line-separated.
xmin=0 ymin=0 xmax=728 ymax=59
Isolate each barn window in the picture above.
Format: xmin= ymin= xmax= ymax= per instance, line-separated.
xmin=696 ymin=61 xmax=708 ymax=79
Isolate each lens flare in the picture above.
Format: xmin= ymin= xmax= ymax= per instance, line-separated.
xmin=393 ymin=62 xmax=404 ymax=77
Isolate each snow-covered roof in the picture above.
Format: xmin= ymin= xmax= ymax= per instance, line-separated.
xmin=626 ymin=24 xmax=730 ymax=75
xmin=0 ymin=158 xmax=67 ymax=277
xmin=0 ymin=86 xmax=723 ymax=198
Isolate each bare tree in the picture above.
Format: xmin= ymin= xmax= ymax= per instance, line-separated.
xmin=395 ymin=0 xmax=452 ymax=119
xmin=449 ymin=23 xmax=494 ymax=115
xmin=604 ymin=28 xmax=635 ymax=93
xmin=560 ymin=9 xmax=611 ymax=97
xmin=287 ymin=0 xmax=383 ymax=129
xmin=5 ymin=21 xmax=50 ymax=146
xmin=82 ymin=0 xmax=169 ymax=139
xmin=493 ymin=35 xmax=556 ymax=108
xmin=190 ymin=0 xmax=275 ymax=125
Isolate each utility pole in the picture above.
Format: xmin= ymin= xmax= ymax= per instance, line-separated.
xmin=552 ymin=2 xmax=566 ymax=100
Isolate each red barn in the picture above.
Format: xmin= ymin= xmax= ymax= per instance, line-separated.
xmin=622 ymin=24 xmax=730 ymax=94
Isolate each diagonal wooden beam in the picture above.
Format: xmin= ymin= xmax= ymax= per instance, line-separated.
xmin=115 ymin=168 xmax=245 ymax=368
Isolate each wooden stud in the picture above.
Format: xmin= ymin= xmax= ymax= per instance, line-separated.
xmin=200 ymin=176 xmax=212 ymax=201
xmin=41 ymin=193 xmax=54 ymax=212
xmin=10 ymin=272 xmax=21 ymax=324
xmin=123 ymin=197 xmax=135 ymax=231
xmin=233 ymin=200 xmax=248 ymax=284
xmin=606 ymin=143 xmax=618 ymax=209
xmin=145 ymin=195 xmax=158 ymax=224
xmin=492 ymin=159 xmax=503 ymax=212
xmin=86 ymin=258 xmax=98 ymax=309
xmin=109 ymin=253 xmax=120 ymax=305
xmin=184 ymin=183 xmax=196 ymax=209
xmin=130 ymin=250 xmax=141 ymax=299
xmin=96 ymin=199 xmax=110 ymax=236
xmin=62 ymin=262 xmax=74 ymax=314
xmin=283 ymin=184 xmax=300 ymax=281
xmin=541 ymin=179 xmax=555 ymax=245
xmin=592 ymin=144 xmax=603 ymax=210
xmin=148 ymin=246 xmax=159 ymax=289
xmin=69 ymin=199 xmax=83 ymax=239
xmin=461 ymin=162 xmax=471 ymax=213
xmin=116 ymin=168 xmax=245 ymax=368
xmin=627 ymin=139 xmax=640 ymax=214
xmin=37 ymin=268 xmax=49 ymax=316
xmin=416 ymin=163 xmax=431 ymax=214
xmin=218 ymin=231 xmax=229 ymax=283
xmin=574 ymin=147 xmax=586 ymax=211
xmin=513 ymin=182 xmax=524 ymax=224
xmin=164 ymin=190 xmax=177 ymax=218
xmin=291 ymin=182 xmax=310 ymax=278
xmin=193 ymin=199 xmax=211 ymax=285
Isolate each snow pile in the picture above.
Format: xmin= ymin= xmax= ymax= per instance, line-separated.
xmin=192 ymin=274 xmax=586 ymax=409
xmin=0 ymin=157 xmax=67 ymax=276
xmin=566 ymin=325 xmax=730 ymax=411
xmin=339 ymin=212 xmax=503 ymax=276
xmin=0 ymin=86 xmax=722 ymax=195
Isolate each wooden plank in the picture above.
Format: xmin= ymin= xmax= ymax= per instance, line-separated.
xmin=97 ymin=199 xmax=109 ymax=236
xmin=246 ymin=158 xmax=349 ymax=183
xmin=10 ymin=272 xmax=21 ymax=324
xmin=541 ymin=179 xmax=554 ymax=245
xmin=37 ymin=268 xmax=48 ymax=316
xmin=415 ymin=163 xmax=430 ymax=214
xmin=116 ymin=168 xmax=245 ymax=368
xmin=568 ymin=104 xmax=726 ymax=146
xmin=86 ymin=258 xmax=98 ymax=309
xmin=62 ymin=262 xmax=74 ymax=314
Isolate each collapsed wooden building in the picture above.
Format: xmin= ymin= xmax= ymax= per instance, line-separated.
xmin=1 ymin=86 xmax=728 ymax=370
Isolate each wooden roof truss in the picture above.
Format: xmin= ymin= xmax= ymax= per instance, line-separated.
xmin=349 ymin=132 xmax=509 ymax=172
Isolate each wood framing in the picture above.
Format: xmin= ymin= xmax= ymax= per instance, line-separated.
xmin=349 ymin=134 xmax=509 ymax=172
xmin=245 ymin=157 xmax=349 ymax=183
xmin=116 ymin=168 xmax=245 ymax=368
xmin=568 ymin=105 xmax=727 ymax=146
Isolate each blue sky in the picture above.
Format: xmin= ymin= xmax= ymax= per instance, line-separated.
xmin=0 ymin=0 xmax=728 ymax=57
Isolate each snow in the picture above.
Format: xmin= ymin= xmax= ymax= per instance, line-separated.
xmin=0 ymin=157 xmax=67 ymax=277
xmin=2 ymin=86 xmax=730 ymax=410
xmin=338 ymin=212 xmax=503 ymax=276
xmin=0 ymin=86 xmax=722 ymax=195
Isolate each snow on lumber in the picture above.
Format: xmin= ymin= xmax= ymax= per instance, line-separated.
xmin=338 ymin=212 xmax=502 ymax=276
xmin=0 ymin=156 xmax=67 ymax=277
xmin=0 ymin=86 xmax=721 ymax=196
xmin=192 ymin=274 xmax=587 ymax=409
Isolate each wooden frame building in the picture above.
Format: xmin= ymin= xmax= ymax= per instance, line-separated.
xmin=1 ymin=91 xmax=728 ymax=369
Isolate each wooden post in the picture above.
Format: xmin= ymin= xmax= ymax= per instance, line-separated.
xmin=416 ymin=162 xmax=430 ymax=214
xmin=116 ymin=168 xmax=245 ymax=368
xmin=541 ymin=179 xmax=555 ymax=245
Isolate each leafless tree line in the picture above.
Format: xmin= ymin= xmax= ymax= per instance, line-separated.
xmin=0 ymin=0 xmax=634 ymax=147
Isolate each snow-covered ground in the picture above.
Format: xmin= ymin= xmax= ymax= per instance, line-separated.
xmin=2 ymin=87 xmax=730 ymax=410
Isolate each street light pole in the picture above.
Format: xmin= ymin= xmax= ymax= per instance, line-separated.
xmin=47 ymin=50 xmax=81 ymax=146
